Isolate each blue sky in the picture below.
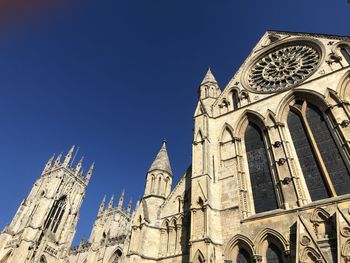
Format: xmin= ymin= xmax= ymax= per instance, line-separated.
xmin=0 ymin=0 xmax=349 ymax=245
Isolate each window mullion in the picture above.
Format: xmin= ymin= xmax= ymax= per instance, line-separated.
xmin=299 ymin=102 xmax=337 ymax=197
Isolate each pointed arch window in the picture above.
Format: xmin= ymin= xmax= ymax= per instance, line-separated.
xmin=236 ymin=248 xmax=251 ymax=263
xmin=287 ymin=100 xmax=350 ymax=201
xmin=266 ymin=243 xmax=283 ymax=263
xmin=340 ymin=44 xmax=350 ymax=64
xmin=232 ymin=89 xmax=240 ymax=110
xmin=43 ymin=196 xmax=67 ymax=233
xmin=245 ymin=122 xmax=278 ymax=213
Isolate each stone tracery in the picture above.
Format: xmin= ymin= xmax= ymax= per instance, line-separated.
xmin=248 ymin=44 xmax=320 ymax=92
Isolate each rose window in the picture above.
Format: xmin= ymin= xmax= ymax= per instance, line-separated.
xmin=247 ymin=44 xmax=320 ymax=92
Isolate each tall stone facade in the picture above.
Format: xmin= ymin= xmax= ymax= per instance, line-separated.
xmin=1 ymin=31 xmax=350 ymax=262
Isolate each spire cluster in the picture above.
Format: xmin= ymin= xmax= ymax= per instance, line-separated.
xmin=41 ymin=145 xmax=94 ymax=183
xmin=98 ymin=190 xmax=132 ymax=217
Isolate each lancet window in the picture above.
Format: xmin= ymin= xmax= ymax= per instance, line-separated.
xmin=340 ymin=44 xmax=350 ymax=64
xmin=287 ymin=100 xmax=350 ymax=200
xmin=244 ymin=122 xmax=278 ymax=213
xmin=236 ymin=248 xmax=251 ymax=263
xmin=266 ymin=243 xmax=283 ymax=263
xmin=43 ymin=196 xmax=67 ymax=233
xmin=232 ymin=89 xmax=240 ymax=110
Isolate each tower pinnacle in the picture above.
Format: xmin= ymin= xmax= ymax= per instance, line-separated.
xmin=63 ymin=145 xmax=75 ymax=168
xmin=148 ymin=140 xmax=173 ymax=175
xmin=200 ymin=67 xmax=217 ymax=85
xmin=118 ymin=190 xmax=125 ymax=209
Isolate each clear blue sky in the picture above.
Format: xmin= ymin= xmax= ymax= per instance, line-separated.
xmin=0 ymin=0 xmax=348 ymax=245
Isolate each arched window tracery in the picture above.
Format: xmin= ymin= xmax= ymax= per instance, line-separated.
xmin=43 ymin=196 xmax=67 ymax=233
xmin=232 ymin=89 xmax=240 ymax=110
xmin=339 ymin=44 xmax=350 ymax=64
xmin=287 ymin=99 xmax=350 ymax=200
xmin=244 ymin=122 xmax=278 ymax=213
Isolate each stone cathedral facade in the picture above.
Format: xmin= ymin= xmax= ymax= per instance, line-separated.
xmin=1 ymin=30 xmax=350 ymax=263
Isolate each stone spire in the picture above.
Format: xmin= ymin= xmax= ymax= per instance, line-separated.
xmin=54 ymin=153 xmax=62 ymax=168
xmin=86 ymin=162 xmax=94 ymax=182
xmin=63 ymin=145 xmax=75 ymax=167
xmin=108 ymin=195 xmax=114 ymax=209
xmin=127 ymin=199 xmax=132 ymax=214
xmin=200 ymin=68 xmax=217 ymax=85
xmin=118 ymin=190 xmax=125 ymax=209
xmin=198 ymin=68 xmax=221 ymax=100
xmin=75 ymin=156 xmax=84 ymax=175
xmin=42 ymin=154 xmax=55 ymax=174
xmin=148 ymin=140 xmax=173 ymax=175
xmin=98 ymin=195 xmax=106 ymax=216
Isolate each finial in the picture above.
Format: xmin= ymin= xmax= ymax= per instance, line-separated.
xmin=63 ymin=145 xmax=75 ymax=167
xmin=54 ymin=153 xmax=63 ymax=167
xmin=98 ymin=195 xmax=106 ymax=216
xmin=86 ymin=162 xmax=94 ymax=182
xmin=108 ymin=195 xmax=114 ymax=209
xmin=75 ymin=156 xmax=84 ymax=175
xmin=127 ymin=199 xmax=132 ymax=214
xmin=43 ymin=154 xmax=55 ymax=174
xmin=118 ymin=189 xmax=125 ymax=209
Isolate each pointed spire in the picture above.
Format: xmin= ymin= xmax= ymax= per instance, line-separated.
xmin=200 ymin=68 xmax=217 ymax=85
xmin=63 ymin=145 xmax=75 ymax=167
xmin=127 ymin=199 xmax=132 ymax=214
xmin=54 ymin=153 xmax=62 ymax=167
xmin=75 ymin=156 xmax=84 ymax=175
xmin=118 ymin=189 xmax=125 ymax=209
xmin=108 ymin=195 xmax=114 ymax=209
xmin=148 ymin=140 xmax=173 ymax=175
xmin=86 ymin=162 xmax=94 ymax=182
xmin=98 ymin=195 xmax=106 ymax=216
xmin=43 ymin=154 xmax=55 ymax=174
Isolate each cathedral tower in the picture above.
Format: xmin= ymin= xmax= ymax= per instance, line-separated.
xmin=0 ymin=146 xmax=93 ymax=263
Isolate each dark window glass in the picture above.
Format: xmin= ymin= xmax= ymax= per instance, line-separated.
xmin=266 ymin=243 xmax=283 ymax=263
xmin=232 ymin=90 xmax=240 ymax=110
xmin=43 ymin=196 xmax=66 ymax=233
xmin=236 ymin=248 xmax=251 ymax=263
xmin=306 ymin=104 xmax=350 ymax=195
xmin=245 ymin=123 xmax=278 ymax=213
xmin=340 ymin=46 xmax=350 ymax=64
xmin=287 ymin=110 xmax=330 ymax=200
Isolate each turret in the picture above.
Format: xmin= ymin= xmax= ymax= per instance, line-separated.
xmin=86 ymin=162 xmax=94 ymax=182
xmin=54 ymin=153 xmax=62 ymax=168
xmin=144 ymin=140 xmax=173 ymax=198
xmin=198 ymin=68 xmax=221 ymax=100
xmin=75 ymin=156 xmax=84 ymax=175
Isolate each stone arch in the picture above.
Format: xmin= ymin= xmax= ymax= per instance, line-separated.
xmin=220 ymin=123 xmax=234 ymax=142
xmin=310 ymin=207 xmax=334 ymax=239
xmin=337 ymin=70 xmax=350 ymax=102
xmin=193 ymin=249 xmax=205 ymax=263
xmin=195 ymin=129 xmax=204 ymax=143
xmin=342 ymin=239 xmax=350 ymax=258
xmin=39 ymin=255 xmax=47 ymax=263
xmin=107 ymin=248 xmax=123 ymax=263
xmin=220 ymin=123 xmax=235 ymax=163
xmin=234 ymin=109 xmax=266 ymax=138
xmin=300 ymin=247 xmax=323 ymax=262
xmin=275 ymin=89 xmax=327 ymax=123
xmin=254 ymin=228 xmax=289 ymax=256
xmin=224 ymin=234 xmax=255 ymax=261
xmin=0 ymin=250 xmax=12 ymax=263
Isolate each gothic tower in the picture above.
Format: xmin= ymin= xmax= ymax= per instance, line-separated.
xmin=0 ymin=146 xmax=93 ymax=263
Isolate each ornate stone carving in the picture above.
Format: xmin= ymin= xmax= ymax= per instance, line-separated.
xmin=247 ymin=43 xmax=320 ymax=93
xmin=300 ymin=236 xmax=311 ymax=246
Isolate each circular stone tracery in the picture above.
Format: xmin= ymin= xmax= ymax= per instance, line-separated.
xmin=247 ymin=44 xmax=320 ymax=93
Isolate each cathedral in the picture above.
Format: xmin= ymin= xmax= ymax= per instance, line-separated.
xmin=1 ymin=30 xmax=350 ymax=263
